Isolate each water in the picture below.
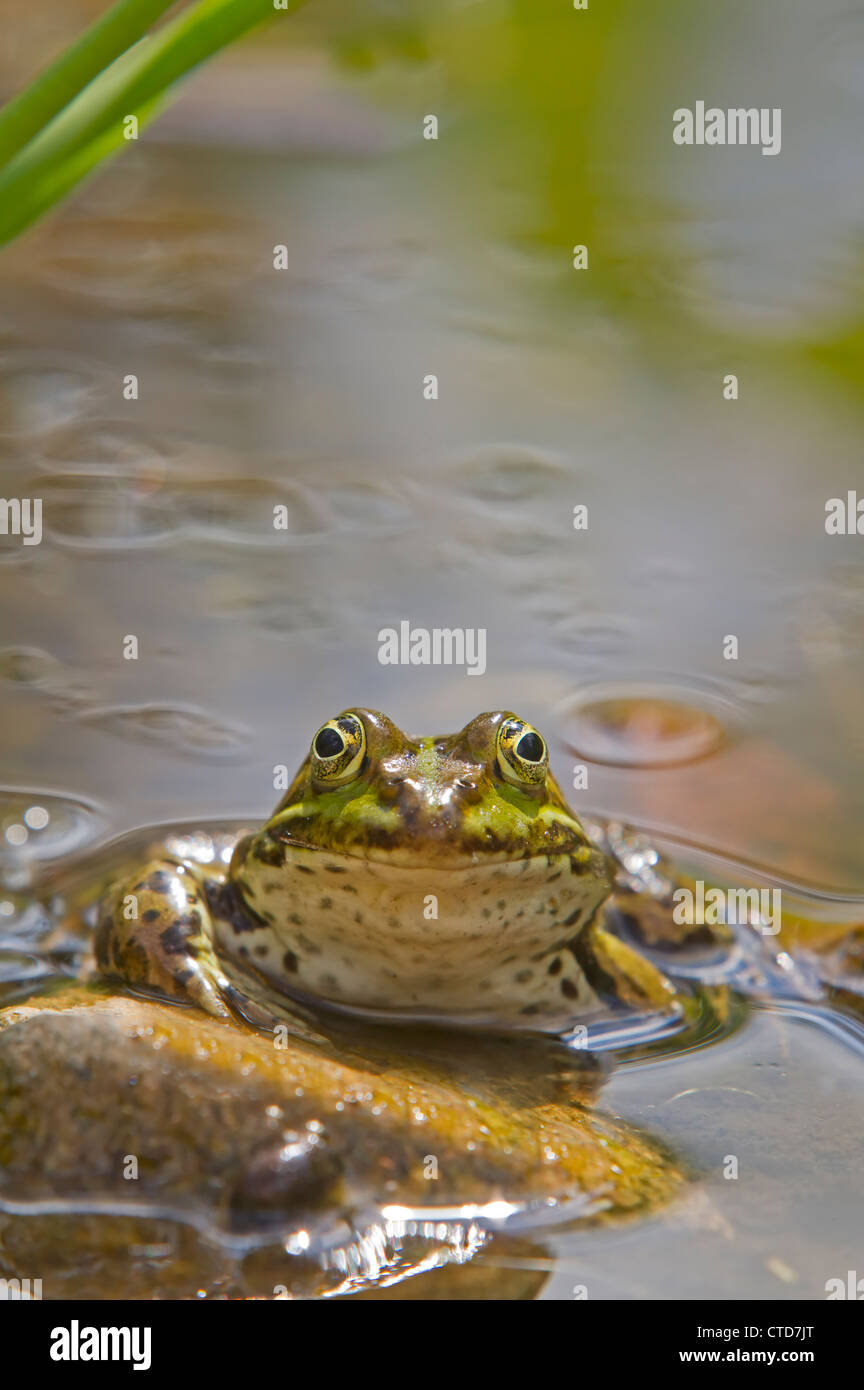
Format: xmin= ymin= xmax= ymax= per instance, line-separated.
xmin=0 ymin=0 xmax=863 ymax=1298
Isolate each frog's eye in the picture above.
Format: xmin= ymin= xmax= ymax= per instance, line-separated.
xmin=310 ymin=713 xmax=366 ymax=787
xmin=496 ymin=718 xmax=548 ymax=788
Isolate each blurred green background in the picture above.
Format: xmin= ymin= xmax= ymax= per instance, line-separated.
xmin=0 ymin=0 xmax=862 ymax=890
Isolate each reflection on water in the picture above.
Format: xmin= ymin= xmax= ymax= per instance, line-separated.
xmin=0 ymin=0 xmax=862 ymax=1298
xmin=560 ymin=688 xmax=727 ymax=767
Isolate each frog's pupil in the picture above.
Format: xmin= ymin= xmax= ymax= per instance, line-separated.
xmin=315 ymin=727 xmax=344 ymax=758
xmin=517 ymin=731 xmax=543 ymax=762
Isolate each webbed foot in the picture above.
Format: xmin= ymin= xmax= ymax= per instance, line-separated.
xmin=94 ymin=858 xmax=249 ymax=1022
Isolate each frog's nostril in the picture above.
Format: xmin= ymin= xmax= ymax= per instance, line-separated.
xmin=378 ymin=778 xmax=404 ymax=804
xmin=454 ymin=776 xmax=483 ymax=803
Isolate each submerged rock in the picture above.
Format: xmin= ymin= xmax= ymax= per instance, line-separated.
xmin=0 ymin=983 xmax=685 ymax=1297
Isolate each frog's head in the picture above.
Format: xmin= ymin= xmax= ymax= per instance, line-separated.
xmin=230 ymin=710 xmax=617 ymax=1029
xmin=264 ymin=707 xmax=604 ymax=868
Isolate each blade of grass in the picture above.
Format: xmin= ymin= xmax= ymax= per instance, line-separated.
xmin=0 ymin=0 xmax=305 ymax=246
xmin=0 ymin=76 xmax=168 ymax=246
xmin=0 ymin=0 xmax=178 ymax=170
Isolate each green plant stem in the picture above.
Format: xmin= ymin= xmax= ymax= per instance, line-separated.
xmin=0 ymin=0 xmax=304 ymax=245
xmin=0 ymin=0 xmax=178 ymax=170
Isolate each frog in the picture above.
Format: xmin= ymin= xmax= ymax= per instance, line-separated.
xmin=93 ymin=708 xmax=680 ymax=1034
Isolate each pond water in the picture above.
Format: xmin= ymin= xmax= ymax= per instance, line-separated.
xmin=0 ymin=0 xmax=863 ymax=1298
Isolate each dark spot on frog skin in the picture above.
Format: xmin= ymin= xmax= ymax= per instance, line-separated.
xmin=561 ymin=977 xmax=580 ymax=1000
xmin=283 ymin=950 xmax=299 ymax=973
xmin=562 ymin=906 xmax=583 ymax=928
xmin=159 ymin=923 xmax=193 ymax=955
xmin=140 ymin=870 xmax=172 ymax=891
xmin=547 ymin=956 xmax=563 ymax=976
xmin=319 ymin=897 xmax=333 ymax=910
xmin=206 ymin=880 xmax=267 ymax=934
xmin=142 ymin=908 xmax=160 ymax=923
xmin=324 ymin=863 xmax=347 ymax=873
xmin=515 ymin=969 xmax=533 ymax=983
xmin=520 ymin=1003 xmax=541 ymax=1016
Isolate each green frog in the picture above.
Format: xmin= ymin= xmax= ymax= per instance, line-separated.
xmin=94 ymin=709 xmax=679 ymax=1033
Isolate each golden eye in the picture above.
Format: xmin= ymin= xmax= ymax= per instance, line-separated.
xmin=496 ymin=717 xmax=548 ymax=788
xmin=310 ymin=712 xmax=366 ymax=786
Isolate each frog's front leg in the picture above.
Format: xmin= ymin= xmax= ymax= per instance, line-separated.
xmin=94 ymin=858 xmax=238 ymax=1021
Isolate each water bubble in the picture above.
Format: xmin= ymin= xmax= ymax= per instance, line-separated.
xmin=559 ymin=685 xmax=728 ymax=768
xmin=0 ymin=790 xmax=102 ymax=862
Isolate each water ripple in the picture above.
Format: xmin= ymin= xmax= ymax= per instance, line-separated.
xmin=79 ymin=704 xmax=249 ymax=759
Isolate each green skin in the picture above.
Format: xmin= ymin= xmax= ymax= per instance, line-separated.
xmin=95 ymin=709 xmax=679 ymax=1032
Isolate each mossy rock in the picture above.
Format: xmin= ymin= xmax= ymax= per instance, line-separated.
xmin=0 ymin=983 xmax=685 ymax=1297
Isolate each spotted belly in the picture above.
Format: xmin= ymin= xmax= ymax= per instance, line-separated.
xmin=216 ymin=843 xmax=612 ymax=1030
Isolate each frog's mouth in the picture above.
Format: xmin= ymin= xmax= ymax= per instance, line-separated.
xmin=262 ymin=805 xmax=608 ymax=876
xmin=266 ymin=830 xmax=609 ymax=875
